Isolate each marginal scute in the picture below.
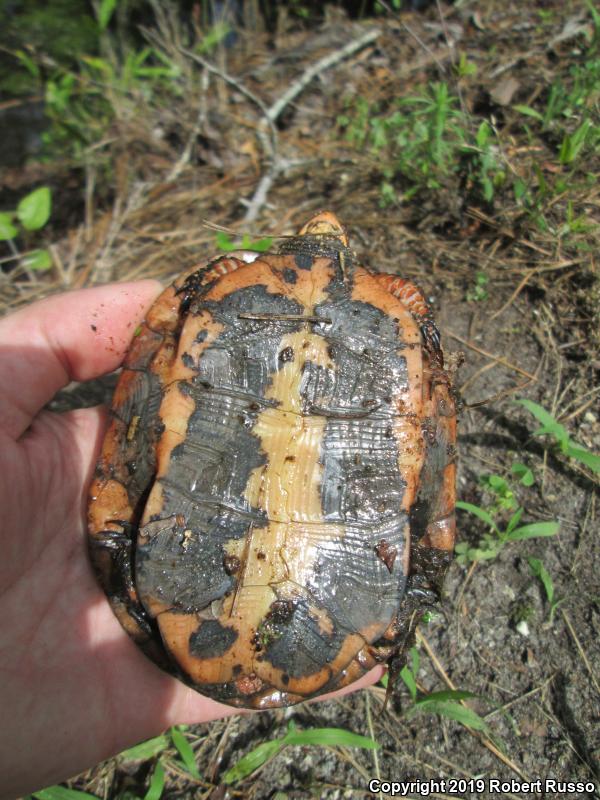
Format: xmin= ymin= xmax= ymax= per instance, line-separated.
xmin=88 ymin=211 xmax=457 ymax=709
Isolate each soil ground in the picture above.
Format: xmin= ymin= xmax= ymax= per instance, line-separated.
xmin=1 ymin=1 xmax=599 ymax=798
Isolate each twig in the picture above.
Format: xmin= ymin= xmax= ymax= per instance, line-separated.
xmin=179 ymin=46 xmax=277 ymax=159
xmin=243 ymin=28 xmax=381 ymax=223
xmin=166 ymin=70 xmax=209 ymax=183
xmin=265 ymin=28 xmax=381 ymax=125
xmin=561 ymin=609 xmax=600 ymax=696
xmin=364 ymin=691 xmax=381 ymax=784
xmin=490 ymin=270 xmax=537 ymax=320
xmin=376 ymin=0 xmax=447 ymax=75
xmin=180 ymin=30 xmax=379 ymax=223
xmin=482 ymin=675 xmax=555 ymax=721
xmin=447 ymin=331 xmax=538 ymax=380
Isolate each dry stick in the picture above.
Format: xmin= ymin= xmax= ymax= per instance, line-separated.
xmin=455 ymin=559 xmax=478 ymax=611
xmin=364 ymin=691 xmax=381 ymax=784
xmin=166 ymin=70 xmax=210 ymax=184
xmin=490 ymin=270 xmax=537 ymax=320
xmin=376 ymin=0 xmax=447 ymax=75
xmin=179 ymin=45 xmax=277 ymax=160
xmin=561 ymin=609 xmax=600 ymax=696
xmin=482 ymin=675 xmax=555 ymax=721
xmin=242 ymin=27 xmax=381 ymax=223
xmin=415 ymin=630 xmax=530 ymax=782
xmin=266 ymin=28 xmax=381 ymax=124
xmin=447 ymin=331 xmax=537 ymax=380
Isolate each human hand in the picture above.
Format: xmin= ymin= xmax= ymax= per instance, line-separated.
xmin=0 ymin=283 xmax=381 ymax=799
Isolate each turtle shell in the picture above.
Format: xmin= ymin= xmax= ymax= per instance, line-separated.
xmin=88 ymin=211 xmax=457 ymax=709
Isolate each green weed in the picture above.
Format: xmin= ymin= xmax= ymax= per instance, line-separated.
xmin=33 ymin=726 xmax=203 ymax=800
xmin=398 ymin=648 xmax=495 ymax=738
xmin=527 ymin=557 xmax=564 ymax=623
xmin=222 ymin=721 xmax=378 ymax=785
xmin=517 ymin=399 xmax=600 ymax=473
xmin=466 ymin=271 xmax=489 ymax=302
xmin=215 ymin=232 xmax=273 ymax=252
xmin=338 ymin=83 xmax=504 ymax=205
xmin=455 ymin=462 xmax=560 ymax=564
xmin=0 ymin=187 xmax=53 ymax=271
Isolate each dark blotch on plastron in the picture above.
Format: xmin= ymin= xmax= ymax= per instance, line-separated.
xmin=268 ymin=599 xmax=295 ymax=622
xmin=181 ymin=352 xmax=195 ymax=369
xmin=260 ymin=597 xmax=346 ymax=679
xmin=223 ymin=554 xmax=241 ymax=574
xmin=308 ymin=519 xmax=407 ymax=636
xmin=282 ymin=268 xmax=297 ymax=284
xmin=178 ymin=381 xmax=194 ymax=398
xmin=279 ymin=346 xmax=294 ymax=363
xmin=136 ymin=520 xmax=236 ymax=613
xmin=294 ymin=252 xmax=313 ymax=270
xmin=189 ymin=619 xmax=238 ymax=658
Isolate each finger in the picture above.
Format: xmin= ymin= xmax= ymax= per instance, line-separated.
xmin=0 ymin=280 xmax=162 ymax=439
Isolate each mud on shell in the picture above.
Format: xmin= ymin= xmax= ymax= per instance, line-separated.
xmin=87 ymin=211 xmax=457 ymax=709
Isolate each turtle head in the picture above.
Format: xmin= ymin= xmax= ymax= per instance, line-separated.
xmin=297 ymin=211 xmax=349 ymax=246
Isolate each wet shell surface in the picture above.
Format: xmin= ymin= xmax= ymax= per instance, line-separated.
xmin=88 ymin=211 xmax=457 ymax=709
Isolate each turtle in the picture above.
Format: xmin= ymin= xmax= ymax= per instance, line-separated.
xmin=87 ymin=211 xmax=457 ymax=709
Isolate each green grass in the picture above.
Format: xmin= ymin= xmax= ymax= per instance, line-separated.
xmin=215 ymin=232 xmax=273 ymax=253
xmin=455 ymin=456 xmax=560 ymax=565
xmin=222 ymin=721 xmax=378 ymax=785
xmin=517 ymin=399 xmax=600 ymax=474
xmin=337 ymin=3 xmax=600 ymax=242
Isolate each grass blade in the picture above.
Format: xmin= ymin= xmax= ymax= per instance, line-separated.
xmin=505 ymin=521 xmax=560 ymax=541
xmin=456 ymin=501 xmax=499 ymax=533
xmin=170 ymin=726 xmax=201 ymax=779
xmin=143 ymin=761 xmax=165 ymax=800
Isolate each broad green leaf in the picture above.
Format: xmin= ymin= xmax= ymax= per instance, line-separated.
xmin=0 ymin=212 xmax=18 ymax=240
xmin=566 ymin=445 xmax=600 ymax=473
xmin=516 ymin=399 xmax=568 ymax=445
xmin=170 ymin=726 xmax=201 ymax=779
xmin=410 ymin=691 xmax=492 ymax=736
xmin=17 ymin=187 xmax=51 ymax=230
xmin=511 ymin=462 xmax=534 ymax=486
xmin=412 ymin=699 xmax=492 ymax=735
xmin=400 ymin=663 xmax=417 ymax=701
xmin=513 ymin=104 xmax=544 ymax=121
xmin=97 ymin=0 xmax=118 ymax=30
xmin=284 ymin=728 xmax=378 ymax=749
xmin=485 ymin=474 xmax=510 ymax=495
xmin=120 ymin=734 xmax=170 ymax=761
xmin=505 ymin=521 xmax=560 ymax=541
xmin=409 ymin=646 xmax=420 ymax=676
xmin=23 ymin=248 xmax=53 ymax=271
xmin=222 ymin=740 xmax=283 ymax=784
xmin=456 ymin=501 xmax=499 ymax=533
xmin=222 ymin=724 xmax=377 ymax=785
xmin=143 ymin=761 xmax=164 ymax=800
xmin=216 ymin=231 xmax=235 ymax=251
xmin=246 ymin=236 xmax=273 ymax=252
xmin=33 ymin=788 xmax=98 ymax=800
xmin=527 ymin=557 xmax=554 ymax=604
